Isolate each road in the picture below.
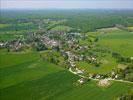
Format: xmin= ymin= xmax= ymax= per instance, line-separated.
xmin=68 ymin=67 xmax=133 ymax=84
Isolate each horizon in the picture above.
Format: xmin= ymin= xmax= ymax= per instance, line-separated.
xmin=1 ymin=0 xmax=133 ymax=10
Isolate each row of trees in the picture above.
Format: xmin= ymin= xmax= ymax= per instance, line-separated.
xmin=112 ymin=52 xmax=132 ymax=63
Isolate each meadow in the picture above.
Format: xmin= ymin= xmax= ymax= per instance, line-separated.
xmin=76 ymin=55 xmax=117 ymax=74
xmin=75 ymin=28 xmax=133 ymax=75
xmin=98 ymin=29 xmax=133 ymax=57
xmin=0 ymin=34 xmax=17 ymax=41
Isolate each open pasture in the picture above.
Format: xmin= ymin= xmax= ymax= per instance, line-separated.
xmin=98 ymin=30 xmax=133 ymax=57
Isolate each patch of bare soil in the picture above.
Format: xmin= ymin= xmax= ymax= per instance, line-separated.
xmin=98 ymin=79 xmax=111 ymax=87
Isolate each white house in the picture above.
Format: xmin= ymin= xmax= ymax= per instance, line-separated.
xmin=78 ymin=78 xmax=84 ymax=84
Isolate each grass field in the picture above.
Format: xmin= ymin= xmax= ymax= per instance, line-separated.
xmin=128 ymin=26 xmax=133 ymax=30
xmin=0 ymin=50 xmax=133 ymax=100
xmin=76 ymin=55 xmax=117 ymax=74
xmin=0 ymin=24 xmax=10 ymax=28
xmin=51 ymin=25 xmax=72 ymax=32
xmin=0 ymin=22 xmax=37 ymax=32
xmin=0 ymin=50 xmax=79 ymax=100
xmin=98 ymin=30 xmax=133 ymax=57
xmin=55 ymin=81 xmax=133 ymax=100
xmin=76 ymin=29 xmax=133 ymax=74
xmin=0 ymin=34 xmax=17 ymax=41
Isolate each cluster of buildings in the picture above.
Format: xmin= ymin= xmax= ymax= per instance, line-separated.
xmin=0 ymin=42 xmax=6 ymax=48
xmin=41 ymin=35 xmax=60 ymax=48
xmin=0 ymin=40 xmax=23 ymax=52
xmin=65 ymin=51 xmax=76 ymax=67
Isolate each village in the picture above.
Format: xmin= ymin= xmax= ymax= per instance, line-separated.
xmin=1 ymin=24 xmax=133 ymax=87
xmin=1 ymin=6 xmax=133 ymax=99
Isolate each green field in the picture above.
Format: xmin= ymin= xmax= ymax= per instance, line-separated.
xmin=98 ymin=30 xmax=133 ymax=57
xmin=0 ymin=22 xmax=37 ymax=32
xmin=0 ymin=50 xmax=133 ymax=100
xmin=51 ymin=25 xmax=72 ymax=32
xmin=128 ymin=26 xmax=133 ymax=30
xmin=76 ymin=55 xmax=117 ymax=74
xmin=0 ymin=24 xmax=10 ymax=28
xmin=0 ymin=50 xmax=79 ymax=100
xmin=75 ymin=29 xmax=133 ymax=74
xmin=55 ymin=81 xmax=133 ymax=100
xmin=0 ymin=34 xmax=17 ymax=41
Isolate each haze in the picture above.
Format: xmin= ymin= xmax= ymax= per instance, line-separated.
xmin=1 ymin=0 xmax=133 ymax=9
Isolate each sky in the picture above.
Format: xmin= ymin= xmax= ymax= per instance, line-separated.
xmin=1 ymin=0 xmax=133 ymax=9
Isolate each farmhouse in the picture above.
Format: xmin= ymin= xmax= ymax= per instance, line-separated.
xmin=78 ymin=78 xmax=85 ymax=84
xmin=95 ymin=74 xmax=101 ymax=79
xmin=115 ymin=75 xmax=118 ymax=79
xmin=92 ymin=57 xmax=97 ymax=61
xmin=70 ymin=61 xmax=76 ymax=67
xmin=75 ymin=68 xmax=84 ymax=74
xmin=0 ymin=42 xmax=6 ymax=48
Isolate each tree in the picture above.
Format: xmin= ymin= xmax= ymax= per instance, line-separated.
xmin=125 ymin=73 xmax=133 ymax=82
xmin=117 ymin=90 xmax=133 ymax=100
xmin=50 ymin=57 xmax=59 ymax=64
xmin=36 ymin=42 xmax=47 ymax=51
xmin=52 ymin=46 xmax=60 ymax=52
xmin=112 ymin=52 xmax=121 ymax=58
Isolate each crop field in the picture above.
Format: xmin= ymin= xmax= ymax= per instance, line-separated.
xmin=98 ymin=29 xmax=133 ymax=57
xmin=55 ymin=81 xmax=133 ymax=100
xmin=0 ymin=50 xmax=133 ymax=100
xmin=0 ymin=50 xmax=78 ymax=100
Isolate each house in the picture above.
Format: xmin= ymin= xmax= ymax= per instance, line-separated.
xmin=95 ymin=74 xmax=101 ymax=79
xmin=69 ymin=61 xmax=76 ymax=67
xmin=79 ymin=57 xmax=83 ymax=61
xmin=0 ymin=43 xmax=4 ymax=46
xmin=112 ymin=71 xmax=115 ymax=76
xmin=92 ymin=57 xmax=96 ymax=61
xmin=115 ymin=75 xmax=118 ymax=79
xmin=89 ymin=74 xmax=93 ymax=78
xmin=75 ymin=68 xmax=83 ymax=74
xmin=0 ymin=42 xmax=5 ymax=48
xmin=41 ymin=35 xmax=60 ymax=48
xmin=60 ymin=50 xmax=67 ymax=57
xmin=87 ymin=56 xmax=91 ymax=61
xmin=78 ymin=78 xmax=85 ymax=84
xmin=50 ymin=40 xmax=59 ymax=47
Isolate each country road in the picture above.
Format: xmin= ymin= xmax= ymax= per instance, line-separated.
xmin=68 ymin=67 xmax=133 ymax=84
